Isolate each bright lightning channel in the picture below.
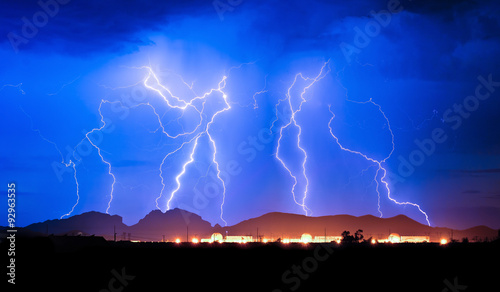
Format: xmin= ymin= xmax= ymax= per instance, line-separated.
xmin=327 ymin=99 xmax=431 ymax=226
xmin=71 ymin=100 xmax=118 ymax=214
xmin=143 ymin=67 xmax=231 ymax=226
xmin=272 ymin=60 xmax=331 ymax=216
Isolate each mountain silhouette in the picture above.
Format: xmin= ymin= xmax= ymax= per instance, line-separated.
xmin=128 ymin=208 xmax=213 ymax=241
xmin=214 ymin=212 xmax=497 ymax=242
xmin=21 ymin=209 xmax=498 ymax=242
xmin=25 ymin=211 xmax=126 ymax=237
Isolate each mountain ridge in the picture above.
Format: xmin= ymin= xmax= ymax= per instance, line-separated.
xmin=18 ymin=209 xmax=498 ymax=242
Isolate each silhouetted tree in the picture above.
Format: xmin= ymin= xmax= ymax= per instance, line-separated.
xmin=342 ymin=230 xmax=365 ymax=243
xmin=462 ymin=237 xmax=469 ymax=243
xmin=341 ymin=230 xmax=355 ymax=243
xmin=354 ymin=229 xmax=364 ymax=242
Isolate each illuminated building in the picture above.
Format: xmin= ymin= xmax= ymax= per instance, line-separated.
xmin=200 ymin=234 xmax=252 ymax=243
xmin=300 ymin=233 xmax=313 ymax=243
xmin=225 ymin=236 xmax=253 ymax=243
xmin=201 ymin=233 xmax=224 ymax=243
xmin=194 ymin=232 xmax=435 ymax=245
xmin=211 ymin=233 xmax=223 ymax=242
xmin=388 ymin=233 xmax=401 ymax=243
xmin=377 ymin=234 xmax=431 ymax=243
xmin=401 ymin=236 xmax=430 ymax=243
xmin=313 ymin=236 xmax=343 ymax=243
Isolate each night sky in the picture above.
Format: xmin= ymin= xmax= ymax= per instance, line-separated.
xmin=1 ymin=0 xmax=500 ymax=229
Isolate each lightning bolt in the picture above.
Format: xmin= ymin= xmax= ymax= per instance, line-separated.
xmin=19 ymin=93 xmax=116 ymax=218
xmin=206 ymin=93 xmax=231 ymax=226
xmin=60 ymin=161 xmax=80 ymax=219
xmin=0 ymin=83 xmax=25 ymax=95
xmin=19 ymin=105 xmax=80 ymax=219
xmin=252 ymin=75 xmax=268 ymax=109
xmin=327 ymin=99 xmax=431 ymax=226
xmin=47 ymin=76 xmax=81 ymax=96
xmin=165 ymin=133 xmax=202 ymax=212
xmin=142 ymin=66 xmax=231 ymax=226
xmin=70 ymin=100 xmax=117 ymax=214
xmin=74 ymin=95 xmax=212 ymax=216
xmin=81 ymin=98 xmax=188 ymax=214
xmin=272 ymin=60 xmax=331 ymax=216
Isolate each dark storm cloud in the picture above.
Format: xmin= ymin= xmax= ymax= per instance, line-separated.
xmin=3 ymin=0 xmax=499 ymax=66
xmin=368 ymin=0 xmax=500 ymax=82
xmin=0 ymin=0 xmax=384 ymax=55
xmin=458 ymin=168 xmax=500 ymax=174
xmin=1 ymin=0 xmax=211 ymax=54
xmin=403 ymin=0 xmax=470 ymax=14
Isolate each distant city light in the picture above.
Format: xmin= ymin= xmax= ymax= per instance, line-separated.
xmin=183 ymin=232 xmax=444 ymax=245
xmin=388 ymin=233 xmax=401 ymax=243
xmin=300 ymin=233 xmax=313 ymax=244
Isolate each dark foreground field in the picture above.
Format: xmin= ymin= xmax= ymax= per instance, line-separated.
xmin=2 ymin=236 xmax=499 ymax=292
